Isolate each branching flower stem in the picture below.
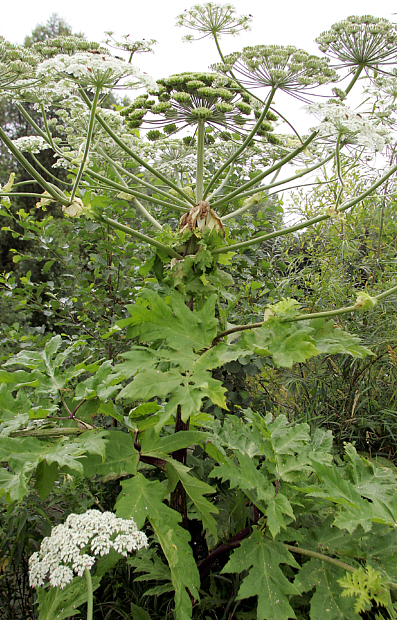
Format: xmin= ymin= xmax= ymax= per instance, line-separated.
xmin=78 ymin=88 xmax=196 ymax=206
xmin=207 ymin=162 xmax=234 ymax=200
xmin=97 ymin=148 xmax=162 ymax=230
xmin=211 ymin=131 xmax=318 ymax=209
xmin=222 ymin=153 xmax=334 ymax=221
xmin=0 ymin=125 xmax=69 ymax=206
xmin=203 ymin=87 xmax=277 ymax=199
xmin=40 ymin=104 xmax=58 ymax=152
xmin=212 ymin=283 xmax=397 ymax=345
xmin=70 ymin=86 xmax=101 ymax=203
xmin=97 ymin=147 xmax=190 ymax=212
xmin=213 ymin=158 xmax=397 ymax=254
xmin=196 ymin=120 xmax=205 ymax=202
xmin=97 ymin=215 xmax=183 ymax=259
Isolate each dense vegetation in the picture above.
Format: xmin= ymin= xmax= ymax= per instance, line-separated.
xmin=1 ymin=5 xmax=397 ymax=620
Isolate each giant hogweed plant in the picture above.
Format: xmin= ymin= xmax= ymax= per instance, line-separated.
xmin=2 ymin=5 xmax=397 ymax=620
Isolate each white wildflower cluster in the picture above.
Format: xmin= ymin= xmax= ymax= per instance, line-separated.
xmin=12 ymin=135 xmax=51 ymax=154
xmin=306 ymin=103 xmax=391 ymax=150
xmin=36 ymin=52 xmax=156 ymax=91
xmin=29 ymin=510 xmax=148 ymax=589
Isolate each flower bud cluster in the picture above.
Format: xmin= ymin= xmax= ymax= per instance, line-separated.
xmin=29 ymin=510 xmax=148 ymax=589
xmin=0 ymin=37 xmax=39 ymax=89
xmin=306 ymin=102 xmax=391 ymax=150
xmin=316 ymin=16 xmax=397 ymax=68
xmin=213 ymin=45 xmax=338 ymax=94
xmin=121 ymin=71 xmax=278 ymax=143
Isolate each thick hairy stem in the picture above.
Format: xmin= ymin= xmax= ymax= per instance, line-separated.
xmin=196 ymin=120 xmax=205 ymax=203
xmin=84 ymin=567 xmax=93 ymax=620
xmin=70 ymin=86 xmax=101 ymax=202
xmin=212 ymin=282 xmax=397 ymax=344
xmin=343 ymin=65 xmax=364 ymax=97
xmin=0 ymin=126 xmax=69 ymax=206
xmin=213 ymin=158 xmax=397 ymax=255
xmin=203 ymin=87 xmax=277 ymax=199
xmin=170 ymin=408 xmax=189 ymax=528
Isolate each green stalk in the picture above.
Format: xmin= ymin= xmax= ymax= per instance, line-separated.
xmin=203 ymin=87 xmax=277 ymax=199
xmin=222 ymin=153 xmax=333 ymax=221
xmin=0 ymin=125 xmax=69 ymax=206
xmin=97 ymin=215 xmax=183 ymax=259
xmin=97 ymin=147 xmax=190 ymax=211
xmin=84 ymin=567 xmax=93 ymax=620
xmin=70 ymin=86 xmax=101 ymax=202
xmin=196 ymin=120 xmax=205 ymax=203
xmin=85 ymin=168 xmax=189 ymax=213
xmin=211 ymin=131 xmax=317 ymax=209
xmin=335 ymin=134 xmax=344 ymax=207
xmin=98 ymin=149 xmax=162 ymax=230
xmin=78 ymin=88 xmax=196 ymax=206
xmin=213 ymin=158 xmax=397 ymax=254
xmin=40 ymin=104 xmax=57 ymax=151
xmin=284 ymin=545 xmax=397 ymax=589
xmin=343 ymin=65 xmax=364 ymax=97
xmin=0 ymin=192 xmax=59 ymax=200
xmin=212 ymin=282 xmax=397 ymax=344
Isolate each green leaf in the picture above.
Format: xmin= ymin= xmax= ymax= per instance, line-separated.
xmin=164 ymin=459 xmax=218 ymax=538
xmin=34 ymin=460 xmax=59 ymax=501
xmin=310 ymin=319 xmax=373 ymax=358
xmin=123 ymin=289 xmax=218 ymax=351
xmin=222 ymin=528 xmax=300 ymax=620
xmin=140 ymin=429 xmax=208 ymax=455
xmin=83 ymin=431 xmax=138 ymax=482
xmin=117 ymin=368 xmax=183 ymax=402
xmin=130 ymin=602 xmax=152 ymax=620
xmin=116 ymin=474 xmax=200 ymax=620
xmin=294 ymin=559 xmax=360 ymax=620
xmin=37 ymin=575 xmax=101 ymax=620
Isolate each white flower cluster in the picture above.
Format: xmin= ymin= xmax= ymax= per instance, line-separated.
xmin=36 ymin=52 xmax=156 ymax=91
xmin=29 ymin=510 xmax=148 ymax=589
xmin=306 ymin=103 xmax=391 ymax=150
xmin=12 ymin=135 xmax=51 ymax=154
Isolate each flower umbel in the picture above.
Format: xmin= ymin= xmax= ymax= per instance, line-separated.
xmin=306 ymin=102 xmax=391 ymax=150
xmin=316 ymin=15 xmax=397 ymax=71
xmin=29 ymin=510 xmax=148 ymax=589
xmin=212 ymin=45 xmax=338 ymax=99
xmin=176 ymin=3 xmax=252 ymax=42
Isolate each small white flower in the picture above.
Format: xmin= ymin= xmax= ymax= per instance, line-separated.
xmin=306 ymin=102 xmax=391 ymax=150
xmin=36 ymin=52 xmax=156 ymax=91
xmin=29 ymin=509 xmax=148 ymax=589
